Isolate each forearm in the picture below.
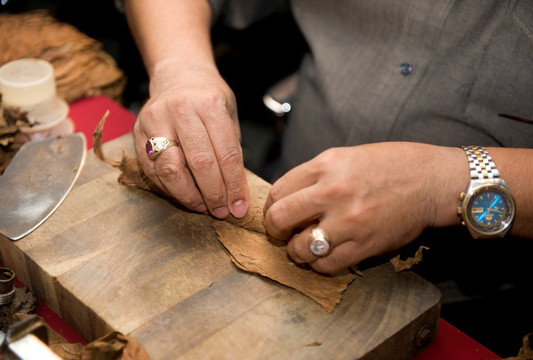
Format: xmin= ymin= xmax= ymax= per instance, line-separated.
xmin=123 ymin=0 xmax=217 ymax=83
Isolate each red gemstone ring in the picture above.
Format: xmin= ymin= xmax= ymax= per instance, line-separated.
xmin=146 ymin=137 xmax=180 ymax=160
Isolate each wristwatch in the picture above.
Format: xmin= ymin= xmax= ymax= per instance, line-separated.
xmin=457 ymin=145 xmax=515 ymax=239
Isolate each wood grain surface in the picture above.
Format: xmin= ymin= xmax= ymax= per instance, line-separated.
xmin=0 ymin=134 xmax=441 ymax=359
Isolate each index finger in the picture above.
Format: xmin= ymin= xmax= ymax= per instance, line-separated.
xmin=263 ymin=163 xmax=325 ymax=239
xmin=263 ymin=185 xmax=324 ymax=240
xmin=263 ymin=160 xmax=319 ymax=214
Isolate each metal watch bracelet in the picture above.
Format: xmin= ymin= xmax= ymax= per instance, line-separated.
xmin=461 ymin=145 xmax=500 ymax=181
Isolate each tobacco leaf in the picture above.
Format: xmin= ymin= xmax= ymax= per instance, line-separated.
xmin=78 ymin=331 xmax=151 ymax=360
xmin=210 ymin=219 xmax=355 ymax=313
xmin=517 ymin=333 xmax=533 ymax=359
xmin=7 ymin=314 xmax=151 ymax=360
xmin=93 ymin=111 xmax=162 ymax=196
xmin=224 ymin=204 xmax=266 ymax=234
xmin=0 ymin=97 xmax=32 ymax=177
xmin=0 ymin=286 xmax=38 ymax=332
xmin=389 ymin=246 xmax=430 ymax=272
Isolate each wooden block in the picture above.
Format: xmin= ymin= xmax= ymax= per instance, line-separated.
xmin=0 ymin=134 xmax=441 ymax=359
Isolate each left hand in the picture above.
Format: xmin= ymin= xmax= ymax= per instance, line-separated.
xmin=132 ymin=62 xmax=249 ymax=219
xmin=263 ymin=142 xmax=465 ymax=274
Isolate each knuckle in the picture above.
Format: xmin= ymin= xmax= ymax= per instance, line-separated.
xmin=286 ymin=239 xmax=306 ymax=263
xmin=199 ymin=93 xmax=237 ymax=120
xmin=218 ymin=146 xmax=243 ymax=168
xmin=204 ymin=189 xmax=226 ymax=205
xmin=188 ymin=152 xmax=216 ymax=173
xmin=155 ymin=161 xmax=182 ymax=183
xmin=166 ymin=95 xmax=189 ymax=115
xmin=264 ymin=206 xmax=289 ymax=239
xmin=319 ymin=181 xmax=345 ymax=202
xmin=199 ymin=90 xmax=229 ymax=112
xmin=268 ymin=183 xmax=283 ymax=203
xmin=315 ymin=148 xmax=337 ymax=166
xmin=312 ymin=257 xmax=343 ymax=274
xmin=264 ymin=206 xmax=280 ymax=228
xmin=225 ymin=178 xmax=247 ymax=200
xmin=179 ymin=193 xmax=202 ymax=209
xmin=226 ymin=179 xmax=246 ymax=197
xmin=265 ymin=202 xmax=282 ymax=224
xmin=141 ymin=100 xmax=169 ymax=121
xmin=202 ymin=91 xmax=222 ymax=107
xmin=312 ymin=262 xmax=336 ymax=274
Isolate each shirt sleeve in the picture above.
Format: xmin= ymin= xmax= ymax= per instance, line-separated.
xmin=206 ymin=0 xmax=288 ymax=28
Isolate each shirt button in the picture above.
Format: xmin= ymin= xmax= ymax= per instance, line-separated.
xmin=399 ymin=63 xmax=413 ymax=75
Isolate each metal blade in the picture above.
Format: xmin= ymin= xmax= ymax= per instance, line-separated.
xmin=0 ymin=133 xmax=86 ymax=240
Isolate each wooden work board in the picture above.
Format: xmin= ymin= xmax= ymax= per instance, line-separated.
xmin=0 ymin=133 xmax=441 ymax=359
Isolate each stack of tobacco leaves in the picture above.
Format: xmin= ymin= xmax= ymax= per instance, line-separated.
xmin=0 ymin=95 xmax=32 ymax=177
xmin=0 ymin=10 xmax=127 ymax=175
xmin=0 ymin=10 xmax=126 ymax=104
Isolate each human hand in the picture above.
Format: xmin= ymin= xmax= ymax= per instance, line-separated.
xmin=133 ymin=63 xmax=249 ymax=219
xmin=263 ymin=142 xmax=466 ymax=273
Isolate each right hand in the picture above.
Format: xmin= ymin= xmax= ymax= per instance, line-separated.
xmin=133 ymin=62 xmax=250 ymax=219
xmin=262 ymin=142 xmax=466 ymax=274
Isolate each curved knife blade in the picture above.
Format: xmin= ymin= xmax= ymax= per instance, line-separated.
xmin=0 ymin=133 xmax=86 ymax=240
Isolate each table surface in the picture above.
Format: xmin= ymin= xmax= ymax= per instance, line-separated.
xmin=6 ymin=95 xmax=502 ymax=360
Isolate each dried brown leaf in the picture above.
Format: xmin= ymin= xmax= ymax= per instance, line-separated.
xmin=389 ymin=246 xmax=429 ymax=272
xmin=210 ymin=219 xmax=355 ymax=313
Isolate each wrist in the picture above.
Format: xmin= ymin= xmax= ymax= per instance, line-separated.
xmin=427 ymin=146 xmax=470 ymax=228
xmin=149 ymin=59 xmax=220 ymax=95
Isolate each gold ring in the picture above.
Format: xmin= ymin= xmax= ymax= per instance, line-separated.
xmin=308 ymin=226 xmax=331 ymax=256
xmin=146 ymin=137 xmax=179 ymax=160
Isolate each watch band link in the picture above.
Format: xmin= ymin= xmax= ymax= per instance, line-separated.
xmin=462 ymin=145 xmax=500 ymax=181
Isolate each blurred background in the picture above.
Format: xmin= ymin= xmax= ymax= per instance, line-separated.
xmin=0 ymin=0 xmax=308 ymax=180
xmin=1 ymin=1 xmax=531 ymax=358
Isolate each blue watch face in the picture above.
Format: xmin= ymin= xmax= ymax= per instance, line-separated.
xmin=468 ymin=189 xmax=511 ymax=230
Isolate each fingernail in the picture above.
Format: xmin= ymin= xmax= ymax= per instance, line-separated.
xmin=231 ymin=199 xmax=248 ymax=218
xmin=213 ymin=206 xmax=229 ymax=219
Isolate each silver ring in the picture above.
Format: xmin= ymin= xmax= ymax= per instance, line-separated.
xmin=308 ymin=226 xmax=331 ymax=256
xmin=146 ymin=137 xmax=179 ymax=160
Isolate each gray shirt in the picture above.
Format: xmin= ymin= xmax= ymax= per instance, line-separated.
xmin=209 ymin=0 xmax=533 ymax=175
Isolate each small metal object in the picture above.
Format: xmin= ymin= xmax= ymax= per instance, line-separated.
xmin=263 ymin=72 xmax=298 ymax=118
xmin=399 ymin=63 xmax=413 ymax=75
xmin=263 ymin=95 xmax=292 ymax=117
xmin=414 ymin=325 xmax=434 ymax=348
xmin=308 ymin=226 xmax=331 ymax=256
xmin=0 ymin=315 xmax=61 ymax=359
xmin=1 ymin=0 xmax=8 ymax=6
xmin=146 ymin=137 xmax=180 ymax=160
xmin=0 ymin=267 xmax=15 ymax=305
